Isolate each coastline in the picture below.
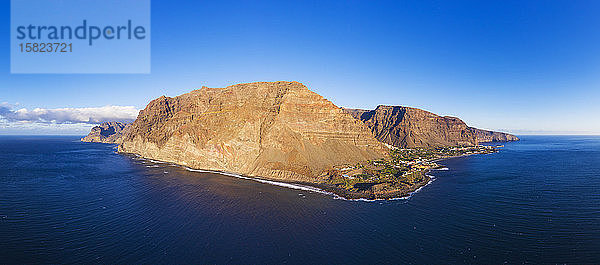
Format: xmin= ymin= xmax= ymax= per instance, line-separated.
xmin=117 ymin=150 xmax=482 ymax=201
xmin=303 ymin=150 xmax=497 ymax=200
xmin=113 ymin=142 xmax=508 ymax=201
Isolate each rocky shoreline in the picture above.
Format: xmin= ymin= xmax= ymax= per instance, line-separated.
xmin=299 ymin=175 xmax=433 ymax=201
xmin=114 ymin=140 xmax=511 ymax=200
xmin=115 ymin=142 xmax=509 ymax=200
xmin=120 ymin=148 xmax=489 ymax=201
xmin=117 ymin=149 xmax=429 ymax=200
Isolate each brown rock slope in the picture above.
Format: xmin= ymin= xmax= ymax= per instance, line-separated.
xmin=119 ymin=81 xmax=388 ymax=182
xmin=81 ymin=122 xmax=130 ymax=144
xmin=471 ymin=128 xmax=520 ymax=143
xmin=345 ymin=105 xmax=518 ymax=148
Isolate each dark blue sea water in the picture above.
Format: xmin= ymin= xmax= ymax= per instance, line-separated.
xmin=1 ymin=135 xmax=599 ymax=264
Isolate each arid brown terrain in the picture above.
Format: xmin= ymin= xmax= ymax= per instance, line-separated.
xmin=118 ymin=81 xmax=388 ymax=183
xmin=345 ymin=105 xmax=518 ymax=148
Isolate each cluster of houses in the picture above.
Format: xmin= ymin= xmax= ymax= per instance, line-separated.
xmin=332 ymin=144 xmax=499 ymax=181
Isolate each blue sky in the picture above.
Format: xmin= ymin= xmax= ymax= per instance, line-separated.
xmin=1 ymin=0 xmax=599 ymax=135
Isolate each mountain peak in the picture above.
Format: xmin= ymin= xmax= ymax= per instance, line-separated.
xmin=118 ymin=81 xmax=387 ymax=182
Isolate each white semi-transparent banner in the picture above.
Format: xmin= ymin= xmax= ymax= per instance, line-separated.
xmin=10 ymin=0 xmax=151 ymax=73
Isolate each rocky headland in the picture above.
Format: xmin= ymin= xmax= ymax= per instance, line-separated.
xmin=118 ymin=81 xmax=388 ymax=183
xmin=82 ymin=81 xmax=519 ymax=200
xmin=345 ymin=105 xmax=518 ymax=148
xmin=470 ymin=127 xmax=520 ymax=143
xmin=81 ymin=122 xmax=130 ymax=144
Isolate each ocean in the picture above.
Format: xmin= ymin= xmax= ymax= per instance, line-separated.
xmin=0 ymin=135 xmax=599 ymax=264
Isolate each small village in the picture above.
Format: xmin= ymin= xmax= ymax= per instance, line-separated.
xmin=324 ymin=145 xmax=501 ymax=193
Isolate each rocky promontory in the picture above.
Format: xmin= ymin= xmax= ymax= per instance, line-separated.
xmin=81 ymin=122 xmax=130 ymax=144
xmin=345 ymin=105 xmax=518 ymax=148
xmin=470 ymin=128 xmax=520 ymax=143
xmin=118 ymin=81 xmax=388 ymax=183
xmin=345 ymin=106 xmax=478 ymax=148
xmin=82 ymin=81 xmax=519 ymax=200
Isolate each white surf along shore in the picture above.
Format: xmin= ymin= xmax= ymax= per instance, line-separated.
xmin=129 ymin=154 xmax=440 ymax=202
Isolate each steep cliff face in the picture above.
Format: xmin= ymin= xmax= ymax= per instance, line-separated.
xmin=81 ymin=122 xmax=130 ymax=143
xmin=119 ymin=81 xmax=388 ymax=182
xmin=470 ymin=128 xmax=519 ymax=143
xmin=346 ymin=106 xmax=478 ymax=148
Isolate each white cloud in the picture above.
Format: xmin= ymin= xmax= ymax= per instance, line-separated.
xmin=0 ymin=120 xmax=96 ymax=135
xmin=0 ymin=104 xmax=139 ymax=124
